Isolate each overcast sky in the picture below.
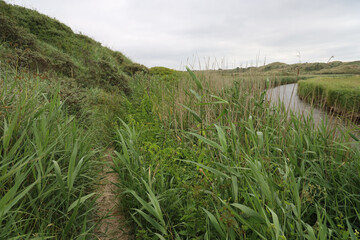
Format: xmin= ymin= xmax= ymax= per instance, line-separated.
xmin=4 ymin=0 xmax=360 ymax=69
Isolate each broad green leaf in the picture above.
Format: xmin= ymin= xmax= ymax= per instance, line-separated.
xmin=189 ymin=89 xmax=202 ymax=101
xmin=181 ymin=160 xmax=230 ymax=179
xmin=215 ymin=124 xmax=227 ymax=152
xmin=231 ymin=203 xmax=265 ymax=223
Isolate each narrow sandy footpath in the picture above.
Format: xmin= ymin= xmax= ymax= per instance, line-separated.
xmin=95 ymin=149 xmax=130 ymax=240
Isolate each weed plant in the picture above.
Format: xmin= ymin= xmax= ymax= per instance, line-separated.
xmin=114 ymin=69 xmax=360 ymax=239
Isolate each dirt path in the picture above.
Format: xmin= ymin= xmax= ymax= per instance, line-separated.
xmin=94 ymin=149 xmax=130 ymax=240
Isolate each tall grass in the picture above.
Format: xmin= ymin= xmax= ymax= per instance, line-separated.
xmin=298 ymin=76 xmax=360 ymax=120
xmin=0 ymin=69 xmax=96 ymax=239
xmin=114 ymin=69 xmax=360 ymax=239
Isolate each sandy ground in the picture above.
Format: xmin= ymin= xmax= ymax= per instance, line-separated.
xmin=94 ymin=149 xmax=130 ymax=240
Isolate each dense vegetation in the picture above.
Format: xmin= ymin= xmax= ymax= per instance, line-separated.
xmin=0 ymin=0 xmax=147 ymax=141
xmin=0 ymin=1 xmax=139 ymax=238
xmin=114 ymin=69 xmax=360 ymax=239
xmin=298 ymin=76 xmax=360 ymax=119
xmin=0 ymin=67 xmax=97 ymax=239
xmin=1 ymin=1 xmax=360 ymax=239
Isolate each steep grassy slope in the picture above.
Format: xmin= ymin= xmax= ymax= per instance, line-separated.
xmin=0 ymin=3 xmax=147 ymax=238
xmin=0 ymin=0 xmax=149 ymax=142
xmin=0 ymin=1 xmax=147 ymax=92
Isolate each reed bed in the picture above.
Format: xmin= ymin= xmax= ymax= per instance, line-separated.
xmin=114 ymin=69 xmax=360 ymax=239
xmin=0 ymin=69 xmax=97 ymax=239
xmin=298 ymin=76 xmax=360 ymax=120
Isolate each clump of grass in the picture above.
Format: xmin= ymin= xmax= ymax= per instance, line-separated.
xmin=298 ymin=76 xmax=360 ymax=119
xmin=0 ymin=69 xmax=97 ymax=238
xmin=113 ymin=68 xmax=360 ymax=239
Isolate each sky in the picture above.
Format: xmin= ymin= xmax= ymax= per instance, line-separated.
xmin=4 ymin=0 xmax=360 ymax=69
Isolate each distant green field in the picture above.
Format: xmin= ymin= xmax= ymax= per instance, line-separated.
xmin=298 ymin=76 xmax=360 ymax=116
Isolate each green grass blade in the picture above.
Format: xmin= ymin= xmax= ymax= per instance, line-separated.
xmin=179 ymin=104 xmax=202 ymax=123
xmin=135 ymin=209 xmax=167 ymax=235
xmin=68 ymin=193 xmax=95 ymax=213
xmin=188 ymin=132 xmax=221 ymax=151
xmin=186 ymin=67 xmax=203 ymax=90
xmin=202 ymin=208 xmax=226 ymax=238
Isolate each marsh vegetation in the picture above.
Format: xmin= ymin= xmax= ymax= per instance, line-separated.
xmin=113 ymin=68 xmax=360 ymax=239
xmin=298 ymin=76 xmax=360 ymax=120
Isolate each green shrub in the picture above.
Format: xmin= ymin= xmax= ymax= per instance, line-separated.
xmin=0 ymin=14 xmax=36 ymax=48
xmin=123 ymin=62 xmax=149 ymax=75
xmin=149 ymin=66 xmax=178 ymax=76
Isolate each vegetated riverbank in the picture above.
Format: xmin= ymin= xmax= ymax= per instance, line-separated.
xmin=114 ymin=68 xmax=360 ymax=239
xmin=298 ymin=76 xmax=360 ymax=121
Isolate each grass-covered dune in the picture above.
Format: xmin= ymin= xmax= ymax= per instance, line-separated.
xmin=0 ymin=0 xmax=147 ymax=113
xmin=0 ymin=0 xmax=147 ymax=93
xmin=298 ymin=76 xmax=360 ymax=118
xmin=228 ymin=61 xmax=360 ymax=76
xmin=0 ymin=0 xmax=149 ymax=142
xmin=0 ymin=1 xmax=147 ymax=238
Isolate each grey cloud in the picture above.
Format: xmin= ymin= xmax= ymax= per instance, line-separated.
xmin=5 ymin=0 xmax=360 ymax=69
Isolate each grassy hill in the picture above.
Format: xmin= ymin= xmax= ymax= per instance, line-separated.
xmin=0 ymin=0 xmax=150 ymax=140
xmin=0 ymin=0 xmax=147 ymax=90
xmin=228 ymin=60 xmax=360 ymax=75
xmin=0 ymin=0 xmax=149 ymax=121
xmin=0 ymin=1 xmax=148 ymax=238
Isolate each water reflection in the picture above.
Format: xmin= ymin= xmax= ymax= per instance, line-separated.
xmin=267 ymin=83 xmax=327 ymax=124
xmin=267 ymin=83 xmax=360 ymax=142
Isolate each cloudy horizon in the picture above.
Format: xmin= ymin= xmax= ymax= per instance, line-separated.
xmin=4 ymin=0 xmax=360 ymax=70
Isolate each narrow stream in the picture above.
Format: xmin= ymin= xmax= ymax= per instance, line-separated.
xmin=267 ymin=83 xmax=327 ymax=124
xmin=267 ymin=83 xmax=360 ymax=140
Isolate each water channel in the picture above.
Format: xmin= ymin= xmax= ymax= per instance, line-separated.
xmin=267 ymin=83 xmax=360 ymax=140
